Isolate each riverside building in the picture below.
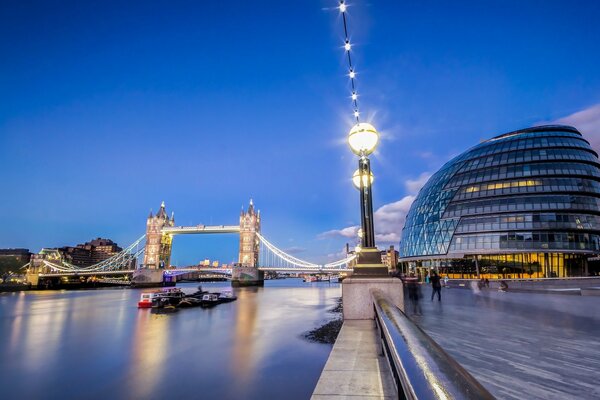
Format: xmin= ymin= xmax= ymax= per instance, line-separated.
xmin=399 ymin=125 xmax=600 ymax=279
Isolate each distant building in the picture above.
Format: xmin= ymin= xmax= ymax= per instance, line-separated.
xmin=60 ymin=238 xmax=122 ymax=267
xmin=29 ymin=248 xmax=64 ymax=272
xmin=380 ymin=245 xmax=399 ymax=272
xmin=0 ymin=248 xmax=31 ymax=259
xmin=0 ymin=248 xmax=32 ymax=274
xmin=400 ymin=125 xmax=600 ymax=278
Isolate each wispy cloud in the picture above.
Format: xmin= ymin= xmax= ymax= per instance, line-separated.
xmin=405 ymin=172 xmax=431 ymax=195
xmin=372 ymin=195 xmax=416 ymax=244
xmin=553 ymin=103 xmax=600 ymax=151
xmin=318 ymin=173 xmax=431 ymax=246
xmin=281 ymin=246 xmax=307 ymax=255
xmin=318 ymin=226 xmax=359 ymax=240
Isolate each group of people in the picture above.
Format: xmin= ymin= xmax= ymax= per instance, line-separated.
xmin=403 ymin=271 xmax=445 ymax=315
xmin=477 ymin=277 xmax=490 ymax=290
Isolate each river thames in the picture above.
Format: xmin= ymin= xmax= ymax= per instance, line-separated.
xmin=0 ymin=279 xmax=341 ymax=400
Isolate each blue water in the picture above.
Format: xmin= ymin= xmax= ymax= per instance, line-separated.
xmin=0 ymin=279 xmax=340 ymax=400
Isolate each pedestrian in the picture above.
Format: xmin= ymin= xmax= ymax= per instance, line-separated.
xmin=444 ymin=275 xmax=449 ymax=287
xmin=405 ymin=273 xmax=422 ymax=315
xmin=430 ymin=271 xmax=442 ymax=301
xmin=484 ymin=278 xmax=490 ymax=288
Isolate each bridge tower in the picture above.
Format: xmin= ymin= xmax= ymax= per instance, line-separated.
xmin=143 ymin=201 xmax=175 ymax=269
xmin=232 ymin=199 xmax=264 ymax=287
xmin=133 ymin=201 xmax=175 ymax=287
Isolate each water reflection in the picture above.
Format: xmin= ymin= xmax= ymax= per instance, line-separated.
xmin=23 ymin=295 xmax=69 ymax=371
xmin=231 ymin=287 xmax=259 ymax=389
xmin=0 ymin=280 xmax=340 ymax=400
xmin=8 ymin=293 xmax=25 ymax=350
xmin=127 ymin=310 xmax=168 ymax=398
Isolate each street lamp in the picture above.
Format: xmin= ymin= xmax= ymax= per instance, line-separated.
xmin=352 ymin=168 xmax=374 ymax=189
xmin=348 ymin=122 xmax=379 ymax=155
xmin=348 ymin=122 xmax=388 ymax=275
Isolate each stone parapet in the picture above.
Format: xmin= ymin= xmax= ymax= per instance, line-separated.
xmin=342 ymin=277 xmax=403 ymax=320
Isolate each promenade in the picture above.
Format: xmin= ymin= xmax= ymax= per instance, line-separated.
xmin=311 ymin=320 xmax=395 ymax=399
xmin=411 ymin=287 xmax=600 ymax=399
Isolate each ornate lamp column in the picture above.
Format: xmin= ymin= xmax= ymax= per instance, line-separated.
xmin=348 ymin=123 xmax=388 ymax=276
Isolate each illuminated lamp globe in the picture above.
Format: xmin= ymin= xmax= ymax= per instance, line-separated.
xmin=348 ymin=122 xmax=379 ymax=155
xmin=352 ymin=168 xmax=374 ymax=189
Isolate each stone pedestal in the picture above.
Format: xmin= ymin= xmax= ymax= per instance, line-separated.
xmin=131 ymin=269 xmax=165 ymax=288
xmin=353 ymin=248 xmax=389 ymax=276
xmin=231 ymin=266 xmax=264 ymax=287
xmin=342 ymin=277 xmax=403 ymax=320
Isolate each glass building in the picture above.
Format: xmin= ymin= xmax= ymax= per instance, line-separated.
xmin=399 ymin=125 xmax=600 ymax=278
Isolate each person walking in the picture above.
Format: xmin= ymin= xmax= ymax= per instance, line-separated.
xmin=405 ymin=273 xmax=422 ymax=315
xmin=430 ymin=271 xmax=442 ymax=301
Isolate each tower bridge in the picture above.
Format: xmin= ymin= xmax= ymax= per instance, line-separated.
xmin=25 ymin=199 xmax=355 ymax=288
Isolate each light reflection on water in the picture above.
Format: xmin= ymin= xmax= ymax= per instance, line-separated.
xmin=0 ymin=279 xmax=340 ymax=400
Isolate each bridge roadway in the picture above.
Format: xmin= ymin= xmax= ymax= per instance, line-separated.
xmin=38 ymin=266 xmax=350 ymax=277
xmin=39 ymin=267 xmax=233 ymax=277
xmin=161 ymin=225 xmax=240 ymax=235
xmin=39 ymin=270 xmax=136 ymax=277
xmin=410 ymin=286 xmax=600 ymax=399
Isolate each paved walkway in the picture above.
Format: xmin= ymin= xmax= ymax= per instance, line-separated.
xmin=311 ymin=320 xmax=396 ymax=399
xmin=410 ymin=287 xmax=600 ymax=400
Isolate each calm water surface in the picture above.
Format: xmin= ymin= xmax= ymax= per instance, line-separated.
xmin=0 ymin=279 xmax=340 ymax=400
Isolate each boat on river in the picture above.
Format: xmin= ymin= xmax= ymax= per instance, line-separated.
xmin=201 ymin=293 xmax=220 ymax=307
xmin=217 ymin=292 xmax=237 ymax=303
xmin=157 ymin=288 xmax=186 ymax=305
xmin=138 ymin=288 xmax=186 ymax=308
xmin=151 ymin=300 xmax=179 ymax=314
xmin=177 ymin=297 xmax=202 ymax=308
xmin=138 ymin=292 xmax=161 ymax=308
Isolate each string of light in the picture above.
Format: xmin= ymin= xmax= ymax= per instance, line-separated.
xmin=338 ymin=0 xmax=360 ymax=123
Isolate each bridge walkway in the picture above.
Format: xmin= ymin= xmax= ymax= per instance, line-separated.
xmin=411 ymin=287 xmax=600 ymax=399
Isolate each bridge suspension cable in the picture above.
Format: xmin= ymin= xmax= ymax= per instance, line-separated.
xmin=257 ymin=233 xmax=318 ymax=269
xmin=322 ymin=254 xmax=357 ymax=269
xmin=257 ymin=233 xmax=354 ymax=271
xmin=41 ymin=235 xmax=146 ymax=273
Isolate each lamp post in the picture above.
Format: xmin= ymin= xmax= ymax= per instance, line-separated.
xmin=348 ymin=122 xmax=388 ymax=275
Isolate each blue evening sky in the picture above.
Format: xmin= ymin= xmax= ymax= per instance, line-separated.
xmin=1 ymin=0 xmax=599 ymax=265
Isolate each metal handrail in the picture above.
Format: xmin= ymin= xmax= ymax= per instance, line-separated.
xmin=371 ymin=288 xmax=495 ymax=399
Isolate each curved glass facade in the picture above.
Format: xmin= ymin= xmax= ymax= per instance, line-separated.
xmin=400 ymin=125 xmax=600 ymax=277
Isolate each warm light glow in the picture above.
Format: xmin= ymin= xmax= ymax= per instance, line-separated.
xmin=352 ymin=168 xmax=374 ymax=189
xmin=339 ymin=1 xmax=347 ymax=12
xmin=344 ymin=40 xmax=351 ymax=51
xmin=348 ymin=122 xmax=379 ymax=155
xmin=355 ymin=245 xmax=362 ymax=253
xmin=349 ymin=69 xmax=356 ymax=79
xmin=351 ymin=92 xmax=357 ymax=100
xmin=357 ymin=228 xmax=363 ymax=238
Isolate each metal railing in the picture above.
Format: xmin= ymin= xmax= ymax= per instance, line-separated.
xmin=371 ymin=288 xmax=495 ymax=399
